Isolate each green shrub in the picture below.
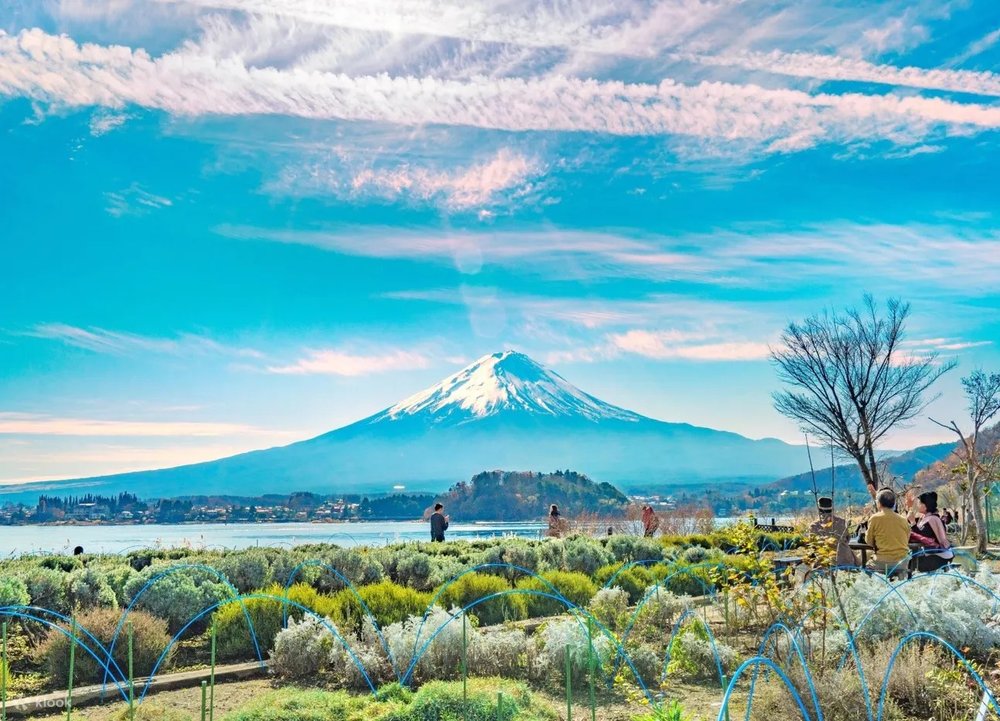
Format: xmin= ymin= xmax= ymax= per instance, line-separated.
xmin=426 ymin=557 xmax=467 ymax=589
xmin=658 ymin=534 xmax=713 ymax=549
xmin=228 ymin=677 xmax=553 ymax=721
xmin=220 ymin=687 xmax=385 ymax=721
xmin=665 ymin=621 xmax=736 ymax=681
xmin=499 ymin=543 xmax=541 ymax=578
xmin=536 ymin=540 xmax=566 ymax=571
xmin=376 ymin=682 xmax=413 ymax=703
xmin=679 ymin=546 xmax=721 ymax=565
xmin=267 ymin=552 xmax=313 ymax=591
xmin=0 ymin=576 xmax=29 ymax=607
xmin=124 ymin=566 xmax=232 ymax=632
xmin=282 ymin=582 xmax=340 ymax=620
xmin=605 ymin=536 xmax=664 ymax=564
xmin=67 ymin=567 xmax=118 ymax=610
xmin=593 ymin=564 xmax=654 ymax=604
xmin=631 ymin=589 xmax=685 ymax=643
xmin=385 ymin=549 xmax=434 ymax=591
xmin=17 ymin=567 xmax=67 ymax=613
xmin=39 ymin=556 xmax=82 ymax=573
xmin=563 ymin=537 xmax=612 ymax=576
xmin=102 ymin=565 xmax=139 ymax=606
xmin=587 ymin=587 xmax=630 ymax=632
xmin=437 ymin=573 xmax=526 ymax=626
xmin=655 ymin=562 xmax=716 ymax=597
xmin=306 ymin=548 xmax=385 ymax=592
xmin=331 ymin=580 xmax=431 ymax=632
xmin=756 ymin=531 xmax=803 ymax=551
xmin=633 ymin=700 xmax=698 ymax=721
xmin=216 ymin=549 xmax=273 ymax=593
xmin=384 ymin=679 xmax=556 ymax=721
xmin=715 ymin=554 xmax=757 ymax=586
xmin=41 ymin=607 xmax=172 ymax=685
xmin=215 ymin=595 xmax=283 ymax=662
xmin=515 ymin=571 xmax=597 ymax=618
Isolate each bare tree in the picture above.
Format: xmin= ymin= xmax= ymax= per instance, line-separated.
xmin=771 ymin=296 xmax=955 ymax=499
xmin=931 ymin=370 xmax=1000 ymax=554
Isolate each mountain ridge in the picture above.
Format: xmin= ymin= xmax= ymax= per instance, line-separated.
xmin=1 ymin=351 xmax=813 ymax=502
xmin=768 ymin=440 xmax=958 ymax=494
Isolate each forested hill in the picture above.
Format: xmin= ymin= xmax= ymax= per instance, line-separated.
xmin=767 ymin=440 xmax=956 ymax=494
xmin=436 ymin=470 xmax=629 ymax=521
xmin=915 ymin=422 xmax=1000 ymax=490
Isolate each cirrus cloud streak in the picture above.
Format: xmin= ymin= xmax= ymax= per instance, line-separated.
xmin=266 ymin=348 xmax=431 ymax=376
xmin=0 ymin=412 xmax=295 ymax=437
xmin=3 ymin=28 xmax=1000 ymax=157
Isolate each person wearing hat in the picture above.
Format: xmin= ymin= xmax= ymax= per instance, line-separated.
xmin=809 ymin=496 xmax=857 ymax=568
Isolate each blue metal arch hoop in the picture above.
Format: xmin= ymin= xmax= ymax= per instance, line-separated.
xmin=0 ymin=606 xmax=130 ymax=703
xmin=102 ymin=563 xmax=264 ymax=694
xmin=282 ymin=559 xmax=399 ymax=678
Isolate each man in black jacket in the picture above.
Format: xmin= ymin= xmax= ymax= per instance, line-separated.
xmin=430 ymin=503 xmax=449 ymax=542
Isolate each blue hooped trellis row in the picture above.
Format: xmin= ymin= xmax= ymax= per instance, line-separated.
xmin=0 ymin=545 xmax=996 ymax=721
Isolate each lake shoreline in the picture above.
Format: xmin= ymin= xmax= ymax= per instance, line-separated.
xmin=0 ymin=519 xmax=551 ymax=557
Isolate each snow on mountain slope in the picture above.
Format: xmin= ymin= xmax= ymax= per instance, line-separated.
xmin=369 ymin=351 xmax=643 ymax=425
xmin=4 ymin=349 xmax=813 ymax=501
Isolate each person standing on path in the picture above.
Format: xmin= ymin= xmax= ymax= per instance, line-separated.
xmin=641 ymin=505 xmax=660 ymax=537
xmin=430 ymin=503 xmax=449 ymax=542
xmin=547 ymin=504 xmax=564 ymax=538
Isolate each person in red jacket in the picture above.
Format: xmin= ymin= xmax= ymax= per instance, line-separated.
xmin=641 ymin=505 xmax=660 ymax=537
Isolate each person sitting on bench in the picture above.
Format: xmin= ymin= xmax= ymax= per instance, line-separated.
xmin=906 ymin=491 xmax=954 ymax=572
xmin=865 ymin=488 xmax=911 ymax=577
xmin=809 ymin=496 xmax=857 ymax=567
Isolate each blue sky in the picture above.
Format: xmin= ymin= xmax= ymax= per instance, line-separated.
xmin=1 ymin=0 xmax=999 ymax=484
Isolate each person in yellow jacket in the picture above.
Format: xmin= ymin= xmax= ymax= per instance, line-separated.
xmin=865 ymin=488 xmax=911 ymax=576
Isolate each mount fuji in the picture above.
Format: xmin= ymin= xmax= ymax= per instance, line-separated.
xmin=7 ymin=351 xmax=809 ymax=500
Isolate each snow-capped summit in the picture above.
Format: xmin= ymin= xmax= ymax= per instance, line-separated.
xmin=370 ymin=351 xmax=642 ymax=425
xmin=22 ymin=350 xmax=812 ymax=500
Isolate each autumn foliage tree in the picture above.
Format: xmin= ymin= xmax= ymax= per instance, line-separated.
xmin=770 ymin=296 xmax=954 ymax=499
xmin=930 ymin=370 xmax=1000 ymax=554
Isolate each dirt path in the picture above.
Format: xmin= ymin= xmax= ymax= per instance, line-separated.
xmin=20 ymin=678 xmax=274 ymax=720
xmin=22 ymin=678 xmax=740 ymax=721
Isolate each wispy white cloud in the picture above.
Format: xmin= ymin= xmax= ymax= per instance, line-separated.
xmin=266 ymin=348 xmax=431 ymax=376
xmin=351 ymin=150 xmax=538 ymax=210
xmin=26 ymin=323 xmax=264 ymax=358
xmin=0 ymin=441 xmax=294 ymax=484
xmin=273 ymin=148 xmax=541 ymax=210
xmin=901 ymin=337 xmax=994 ymax=353
xmin=0 ymin=412 xmax=293 ymax=437
xmin=608 ymin=330 xmax=772 ymax=361
xmin=220 ymin=222 xmax=1000 ymax=294
xmin=949 ymin=27 xmax=1000 ymax=66
xmin=935 ymin=340 xmax=993 ymax=351
xmin=160 ymin=0 xmax=736 ymax=59
xmin=858 ymin=14 xmax=929 ymax=56
xmin=685 ymin=49 xmax=1000 ymax=98
xmin=3 ymin=29 xmax=1000 ymax=158
xmin=104 ymin=183 xmax=173 ymax=217
xmin=89 ymin=109 xmax=132 ymax=136
xmin=384 ymin=287 xmax=773 ymax=364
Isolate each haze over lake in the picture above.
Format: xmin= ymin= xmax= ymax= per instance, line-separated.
xmin=0 ymin=521 xmax=547 ymax=558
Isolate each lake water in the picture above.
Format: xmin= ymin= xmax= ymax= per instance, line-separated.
xmin=0 ymin=521 xmax=548 ymax=558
